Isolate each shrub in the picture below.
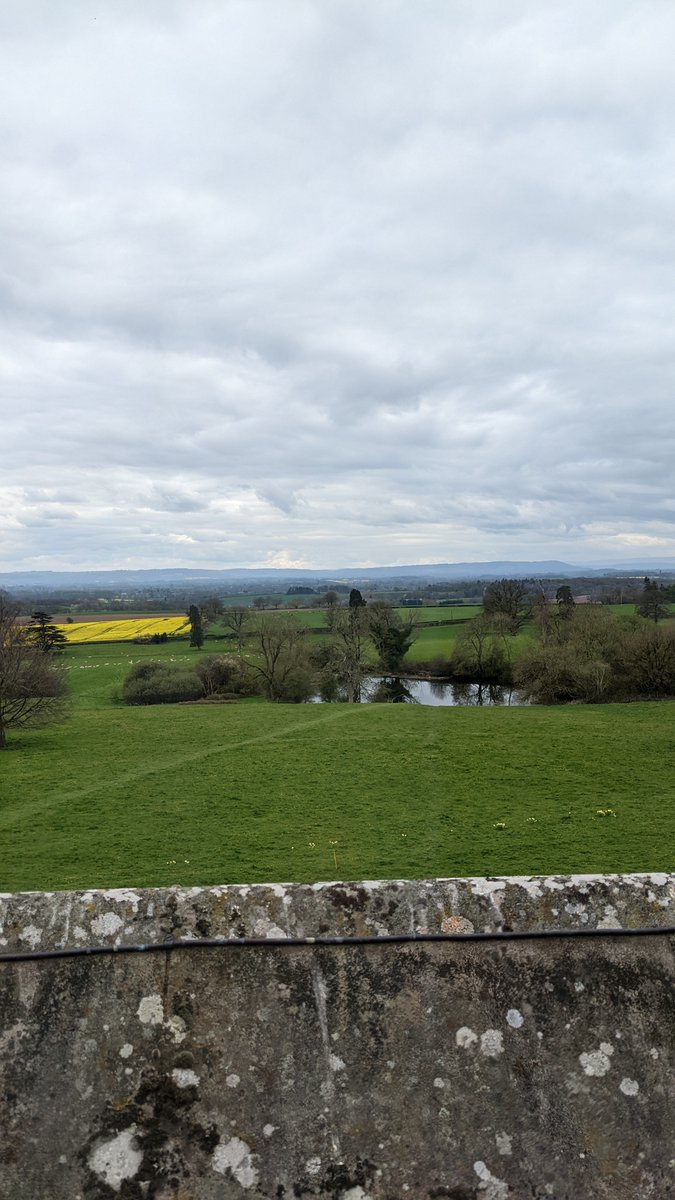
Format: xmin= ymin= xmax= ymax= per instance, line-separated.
xmin=514 ymin=643 xmax=576 ymax=704
xmin=122 ymin=661 xmax=203 ymax=705
xmin=194 ymin=654 xmax=256 ymax=697
xmin=280 ymin=663 xmax=316 ymax=703
xmin=621 ymin=623 xmax=675 ymax=696
xmin=516 ymin=606 xmax=675 ymax=703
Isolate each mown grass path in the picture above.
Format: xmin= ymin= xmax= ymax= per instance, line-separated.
xmin=2 ymin=638 xmax=674 ymax=892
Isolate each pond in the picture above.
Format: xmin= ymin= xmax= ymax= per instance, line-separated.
xmin=311 ymin=677 xmax=529 ymax=706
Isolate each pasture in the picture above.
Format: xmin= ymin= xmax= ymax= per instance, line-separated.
xmin=206 ymin=604 xmax=482 ymax=636
xmin=1 ymin=633 xmax=673 ymax=893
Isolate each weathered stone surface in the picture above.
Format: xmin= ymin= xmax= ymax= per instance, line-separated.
xmin=1 ymin=872 xmax=674 ymax=952
xmin=1 ymin=875 xmax=675 ymax=1198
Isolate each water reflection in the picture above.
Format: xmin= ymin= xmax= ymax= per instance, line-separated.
xmin=312 ymin=677 xmax=527 ymax=707
xmin=448 ymin=681 xmax=521 ymax=707
xmin=428 ymin=678 xmax=451 ymax=700
xmin=368 ymin=677 xmax=417 ymax=704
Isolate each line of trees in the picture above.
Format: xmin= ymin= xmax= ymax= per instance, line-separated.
xmin=122 ymin=597 xmax=419 ymax=706
xmin=445 ymin=583 xmax=675 ymax=703
xmin=516 ymin=603 xmax=675 ymax=703
xmin=133 ymin=580 xmax=675 ymax=707
xmin=0 ymin=591 xmax=409 ymax=713
xmin=248 ymin=599 xmax=417 ymax=702
xmin=4 ymin=577 xmax=673 ymax=745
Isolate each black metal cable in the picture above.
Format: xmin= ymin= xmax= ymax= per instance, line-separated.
xmin=1 ymin=923 xmax=674 ymax=964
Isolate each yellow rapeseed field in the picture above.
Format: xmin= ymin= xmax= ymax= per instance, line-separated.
xmin=60 ymin=617 xmax=189 ymax=643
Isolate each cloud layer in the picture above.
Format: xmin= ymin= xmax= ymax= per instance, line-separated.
xmin=2 ymin=0 xmax=674 ymax=569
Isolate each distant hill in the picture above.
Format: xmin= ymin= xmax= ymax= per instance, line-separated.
xmin=2 ymin=558 xmax=674 ymax=591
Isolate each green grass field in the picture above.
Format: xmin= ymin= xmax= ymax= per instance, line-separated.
xmin=206 ymin=604 xmax=482 ymax=635
xmin=203 ymin=610 xmax=471 ymax=657
xmin=1 ymin=635 xmax=674 ymax=892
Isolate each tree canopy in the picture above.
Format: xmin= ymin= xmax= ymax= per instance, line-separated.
xmin=188 ymin=603 xmax=204 ymax=649
xmin=248 ymin=615 xmax=313 ymax=701
xmin=637 ymin=577 xmax=671 ymax=624
xmin=516 ymin=604 xmax=675 ymax=703
xmin=482 ymin=578 xmax=532 ymax=633
xmin=26 ymin=611 xmax=68 ymax=653
xmin=222 ymin=605 xmax=251 ymax=651
xmin=366 ymin=601 xmax=416 ymax=672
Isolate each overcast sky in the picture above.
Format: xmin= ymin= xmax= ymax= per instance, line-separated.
xmin=2 ymin=0 xmax=674 ymax=571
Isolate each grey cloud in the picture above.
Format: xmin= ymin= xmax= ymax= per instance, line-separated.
xmin=1 ymin=0 xmax=675 ymax=568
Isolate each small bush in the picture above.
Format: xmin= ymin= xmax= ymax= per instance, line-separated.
xmin=275 ymin=663 xmax=315 ymax=703
xmin=516 ymin=644 xmax=571 ymax=703
xmin=122 ymin=661 xmax=203 ymax=705
xmin=194 ymin=654 xmax=256 ymax=697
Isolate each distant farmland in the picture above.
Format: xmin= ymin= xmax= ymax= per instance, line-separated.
xmin=59 ymin=616 xmax=189 ymax=643
xmin=47 ymin=605 xmax=479 ymax=647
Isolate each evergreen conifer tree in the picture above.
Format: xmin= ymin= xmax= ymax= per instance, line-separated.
xmin=188 ymin=604 xmax=204 ymax=649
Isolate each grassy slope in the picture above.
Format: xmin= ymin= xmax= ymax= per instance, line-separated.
xmin=1 ymin=637 xmax=674 ymax=891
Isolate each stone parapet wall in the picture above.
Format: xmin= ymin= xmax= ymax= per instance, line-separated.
xmin=1 ymin=871 xmax=674 ymax=953
xmin=1 ymin=875 xmax=674 ymax=1198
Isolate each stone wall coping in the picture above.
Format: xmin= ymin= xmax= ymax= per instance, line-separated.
xmin=1 ymin=872 xmax=674 ymax=953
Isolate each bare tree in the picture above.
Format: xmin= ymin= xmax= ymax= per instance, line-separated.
xmin=222 ymin=605 xmax=251 ymax=652
xmin=329 ymin=606 xmax=369 ymax=702
xmin=200 ymin=596 xmax=223 ymax=623
xmin=0 ymin=597 xmax=70 ymax=749
xmin=451 ymin=612 xmax=509 ymax=680
xmin=248 ymin=615 xmax=313 ymax=701
xmin=531 ymin=593 xmax=566 ymax=646
xmin=482 ymin=578 xmax=532 ymax=633
xmin=322 ymin=591 xmax=342 ymax=632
